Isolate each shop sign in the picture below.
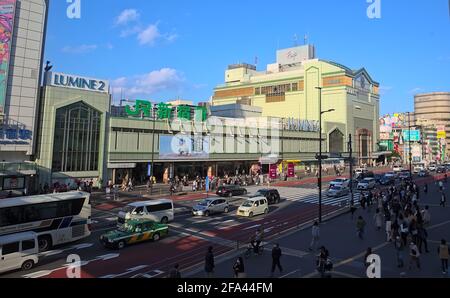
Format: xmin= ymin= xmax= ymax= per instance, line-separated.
xmin=125 ymin=100 xmax=207 ymax=122
xmin=269 ymin=164 xmax=278 ymax=179
xmin=288 ymin=163 xmax=295 ymax=177
xmin=283 ymin=118 xmax=319 ymax=132
xmin=46 ymin=72 xmax=109 ymax=93
xmin=0 ymin=123 xmax=32 ymax=145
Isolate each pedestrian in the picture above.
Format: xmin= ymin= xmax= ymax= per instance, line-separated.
xmin=386 ymin=216 xmax=392 ymax=242
xmin=394 ymin=236 xmax=405 ymax=268
xmin=421 ymin=206 xmax=431 ymax=226
xmin=417 ymin=225 xmax=429 ymax=254
xmin=316 ymin=246 xmax=331 ymax=278
xmin=350 ymin=200 xmax=357 ymax=220
xmin=204 ymin=246 xmax=215 ymax=278
xmin=360 ymin=194 xmax=366 ymax=210
xmin=309 ymin=221 xmax=320 ymax=251
xmin=271 ymin=243 xmax=283 ymax=277
xmin=438 ymin=239 xmax=449 ymax=275
xmin=408 ymin=241 xmax=421 ymax=270
xmin=423 ymin=184 xmax=428 ymax=194
xmin=364 ymin=247 xmax=373 ymax=268
xmin=232 ymin=257 xmax=246 ymax=278
xmin=356 ymin=216 xmax=366 ymax=239
xmin=374 ymin=209 xmax=383 ymax=231
xmin=168 ymin=264 xmax=181 ymax=278
xmin=440 ymin=193 xmax=446 ymax=207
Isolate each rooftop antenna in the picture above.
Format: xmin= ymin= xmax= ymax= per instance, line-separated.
xmin=304 ymin=34 xmax=309 ymax=45
xmin=254 ymin=56 xmax=258 ymax=68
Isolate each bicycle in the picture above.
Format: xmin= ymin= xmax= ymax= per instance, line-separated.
xmin=244 ymin=242 xmax=264 ymax=259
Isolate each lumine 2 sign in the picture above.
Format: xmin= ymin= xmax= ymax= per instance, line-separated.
xmin=46 ymin=72 xmax=109 ymax=93
xmin=125 ymin=100 xmax=208 ymax=122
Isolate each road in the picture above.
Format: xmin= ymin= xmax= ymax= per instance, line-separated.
xmin=1 ymin=169 xmax=444 ymax=278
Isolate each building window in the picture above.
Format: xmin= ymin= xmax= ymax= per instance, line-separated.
xmin=52 ymin=102 xmax=102 ymax=172
xmin=329 ymin=129 xmax=344 ymax=155
xmin=292 ymin=83 xmax=298 ymax=92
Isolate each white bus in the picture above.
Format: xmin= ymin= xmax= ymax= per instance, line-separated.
xmin=0 ymin=192 xmax=91 ymax=251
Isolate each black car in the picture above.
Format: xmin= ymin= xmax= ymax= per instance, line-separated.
xmin=216 ymin=185 xmax=247 ymax=197
xmin=379 ymin=176 xmax=394 ymax=185
xmin=437 ymin=166 xmax=447 ymax=173
xmin=251 ymin=189 xmax=281 ymax=205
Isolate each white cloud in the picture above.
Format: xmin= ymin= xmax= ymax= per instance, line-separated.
xmin=166 ymin=33 xmax=178 ymax=43
xmin=115 ymin=9 xmax=140 ymax=25
xmin=409 ymin=87 xmax=425 ymax=94
xmin=111 ymin=68 xmax=185 ymax=98
xmin=138 ymin=24 xmax=161 ymax=45
xmin=61 ymin=44 xmax=98 ymax=54
xmin=120 ymin=25 xmax=142 ymax=38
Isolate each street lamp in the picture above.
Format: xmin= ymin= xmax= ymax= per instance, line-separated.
xmin=316 ymin=87 xmax=335 ymax=223
xmin=408 ymin=112 xmax=413 ymax=178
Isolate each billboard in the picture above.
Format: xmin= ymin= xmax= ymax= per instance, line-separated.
xmin=437 ymin=125 xmax=446 ymax=139
xmin=380 ymin=113 xmax=408 ymax=133
xmin=380 ymin=132 xmax=391 ymax=140
xmin=0 ymin=0 xmax=16 ymax=115
xmin=403 ymin=130 xmax=421 ymax=142
xmin=159 ymin=135 xmax=209 ymax=160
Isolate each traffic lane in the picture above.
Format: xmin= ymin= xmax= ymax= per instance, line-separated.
xmin=41 ymin=235 xmax=231 ymax=278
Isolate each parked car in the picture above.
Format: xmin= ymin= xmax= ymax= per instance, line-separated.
xmin=437 ymin=166 xmax=447 ymax=173
xmin=413 ymin=164 xmax=425 ymax=174
xmin=237 ymin=198 xmax=268 ymax=218
xmin=393 ymin=165 xmax=404 ymax=173
xmin=379 ymin=175 xmax=395 ymax=186
xmin=399 ymin=170 xmax=412 ymax=180
xmin=100 ymin=219 xmax=168 ymax=249
xmin=251 ymin=189 xmax=281 ymax=205
xmin=216 ymin=185 xmax=247 ymax=197
xmin=418 ymin=170 xmax=430 ymax=177
xmin=192 ymin=198 xmax=229 ymax=217
xmin=428 ymin=164 xmax=437 ymax=171
xmin=327 ymin=185 xmax=350 ymax=198
xmin=357 ymin=178 xmax=376 ymax=190
xmin=329 ymin=178 xmax=351 ymax=189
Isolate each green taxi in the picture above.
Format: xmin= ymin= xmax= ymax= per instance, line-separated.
xmin=100 ymin=219 xmax=169 ymax=249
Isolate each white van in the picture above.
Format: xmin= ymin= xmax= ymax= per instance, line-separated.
xmin=117 ymin=199 xmax=174 ymax=226
xmin=237 ymin=197 xmax=269 ymax=218
xmin=0 ymin=232 xmax=39 ymax=274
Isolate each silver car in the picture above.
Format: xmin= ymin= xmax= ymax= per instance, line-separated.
xmin=327 ymin=185 xmax=350 ymax=197
xmin=192 ymin=198 xmax=229 ymax=217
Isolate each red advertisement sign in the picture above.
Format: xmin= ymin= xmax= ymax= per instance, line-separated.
xmin=269 ymin=164 xmax=277 ymax=179
xmin=288 ymin=163 xmax=295 ymax=177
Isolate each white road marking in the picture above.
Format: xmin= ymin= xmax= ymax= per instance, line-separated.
xmin=243 ymin=224 xmax=261 ymax=231
xmin=23 ymin=270 xmax=53 ymax=278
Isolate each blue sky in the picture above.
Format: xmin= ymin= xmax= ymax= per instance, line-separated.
xmin=45 ymin=0 xmax=450 ymax=114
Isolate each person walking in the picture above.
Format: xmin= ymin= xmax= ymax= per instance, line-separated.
xmin=316 ymin=246 xmax=331 ymax=278
xmin=438 ymin=239 xmax=449 ymax=275
xmin=364 ymin=247 xmax=373 ymax=268
xmin=394 ymin=236 xmax=405 ymax=268
xmin=440 ymin=192 xmax=446 ymax=207
xmin=350 ymin=200 xmax=357 ymax=220
xmin=309 ymin=222 xmax=320 ymax=252
xmin=271 ymin=243 xmax=283 ymax=277
xmin=204 ymin=246 xmax=215 ymax=278
xmin=421 ymin=206 xmax=431 ymax=226
xmin=417 ymin=225 xmax=429 ymax=254
xmin=356 ymin=216 xmax=366 ymax=239
xmin=386 ymin=216 xmax=392 ymax=242
xmin=374 ymin=209 xmax=383 ymax=231
xmin=408 ymin=241 xmax=421 ymax=270
xmin=233 ymin=257 xmax=246 ymax=278
xmin=168 ymin=264 xmax=181 ymax=278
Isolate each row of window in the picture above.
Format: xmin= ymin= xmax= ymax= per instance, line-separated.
xmin=1 ymin=240 xmax=36 ymax=256
xmin=255 ymin=83 xmax=299 ymax=96
xmin=0 ymin=198 xmax=85 ymax=227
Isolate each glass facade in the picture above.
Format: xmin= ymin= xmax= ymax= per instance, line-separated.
xmin=52 ymin=102 xmax=101 ymax=172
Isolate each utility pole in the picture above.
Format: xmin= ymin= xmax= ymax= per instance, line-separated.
xmin=408 ymin=112 xmax=413 ymax=178
xmin=348 ymin=134 xmax=354 ymax=204
xmin=150 ymin=106 xmax=156 ymax=194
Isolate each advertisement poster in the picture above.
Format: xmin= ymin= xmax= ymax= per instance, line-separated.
xmin=3 ymin=176 xmax=25 ymax=190
xmin=269 ymin=164 xmax=277 ymax=179
xmin=0 ymin=0 xmax=16 ymax=115
xmin=159 ymin=135 xmax=209 ymax=160
xmin=287 ymin=163 xmax=295 ymax=177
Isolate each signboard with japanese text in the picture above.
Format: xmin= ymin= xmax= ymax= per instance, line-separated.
xmin=0 ymin=0 xmax=16 ymax=115
xmin=0 ymin=123 xmax=32 ymax=145
xmin=288 ymin=163 xmax=295 ymax=177
xmin=125 ymin=100 xmax=208 ymax=122
xmin=402 ymin=130 xmax=421 ymax=142
xmin=269 ymin=164 xmax=278 ymax=179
